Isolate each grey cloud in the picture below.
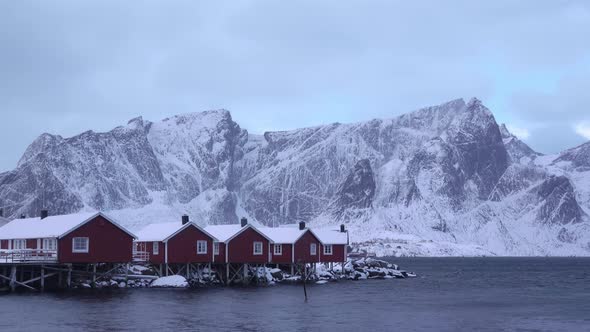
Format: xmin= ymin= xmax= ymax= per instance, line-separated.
xmin=1 ymin=1 xmax=590 ymax=171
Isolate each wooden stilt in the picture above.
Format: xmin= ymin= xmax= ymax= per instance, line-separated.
xmin=92 ymin=264 xmax=97 ymax=287
xmin=10 ymin=265 xmax=17 ymax=292
xmin=263 ymin=265 xmax=268 ymax=284
xmin=125 ymin=263 xmax=130 ymax=285
xmin=41 ymin=266 xmax=45 ymax=291
xmin=67 ymin=265 xmax=72 ymax=288
xmin=243 ymin=263 xmax=248 ymax=285
xmin=225 ymin=264 xmax=230 ymax=285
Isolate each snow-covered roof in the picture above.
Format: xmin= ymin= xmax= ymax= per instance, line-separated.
xmin=135 ymin=222 xmax=218 ymax=242
xmin=204 ymin=224 xmax=245 ymax=242
xmin=135 ymin=222 xmax=183 ymax=242
xmin=0 ymin=212 xmax=136 ymax=240
xmin=313 ymin=228 xmax=348 ymax=245
xmin=259 ymin=227 xmax=307 ymax=244
xmin=205 ymin=224 xmax=272 ymax=243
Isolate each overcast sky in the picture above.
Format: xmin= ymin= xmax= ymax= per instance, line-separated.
xmin=1 ymin=1 xmax=589 ymax=171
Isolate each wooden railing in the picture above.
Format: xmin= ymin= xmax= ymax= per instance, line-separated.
xmin=0 ymin=249 xmax=58 ymax=263
xmin=132 ymin=250 xmax=150 ymax=263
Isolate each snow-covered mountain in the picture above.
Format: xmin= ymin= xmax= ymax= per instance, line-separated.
xmin=1 ymin=98 xmax=589 ymax=256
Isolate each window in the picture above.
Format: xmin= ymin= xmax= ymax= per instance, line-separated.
xmin=274 ymin=244 xmax=282 ymax=255
xmin=310 ymin=243 xmax=317 ymax=255
xmin=14 ymin=239 xmax=26 ymax=250
xmin=43 ymin=238 xmax=57 ymax=251
xmin=253 ymin=241 xmax=263 ymax=255
xmin=153 ymin=242 xmax=159 ymax=255
xmin=72 ymin=237 xmax=89 ymax=253
xmin=197 ymin=240 xmax=207 ymax=254
xmin=214 ymin=242 xmax=220 ymax=255
xmin=323 ymin=244 xmax=333 ymax=255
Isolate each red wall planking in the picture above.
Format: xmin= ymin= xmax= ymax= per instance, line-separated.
xmin=227 ymin=227 xmax=269 ymax=264
xmin=58 ymin=215 xmax=134 ymax=263
xmin=166 ymin=225 xmax=215 ymax=264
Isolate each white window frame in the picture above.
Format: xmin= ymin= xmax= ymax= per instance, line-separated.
xmin=274 ymin=244 xmax=282 ymax=255
xmin=323 ymin=244 xmax=333 ymax=255
xmin=14 ymin=239 xmax=27 ymax=250
xmin=72 ymin=237 xmax=89 ymax=253
xmin=253 ymin=241 xmax=263 ymax=255
xmin=213 ymin=242 xmax=220 ymax=255
xmin=197 ymin=240 xmax=208 ymax=254
xmin=310 ymin=243 xmax=317 ymax=255
xmin=43 ymin=238 xmax=57 ymax=251
xmin=153 ymin=242 xmax=159 ymax=255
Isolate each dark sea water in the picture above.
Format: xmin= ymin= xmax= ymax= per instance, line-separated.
xmin=1 ymin=257 xmax=589 ymax=332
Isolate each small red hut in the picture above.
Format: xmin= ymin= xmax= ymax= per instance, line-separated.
xmin=260 ymin=222 xmax=323 ymax=264
xmin=0 ymin=211 xmax=136 ymax=264
xmin=314 ymin=226 xmax=349 ymax=263
xmin=205 ymin=218 xmax=272 ymax=264
xmin=134 ymin=215 xmax=218 ymax=265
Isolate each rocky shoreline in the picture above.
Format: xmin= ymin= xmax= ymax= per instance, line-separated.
xmin=67 ymin=258 xmax=416 ymax=289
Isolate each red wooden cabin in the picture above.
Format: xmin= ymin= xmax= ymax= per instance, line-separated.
xmin=206 ymin=219 xmax=272 ymax=264
xmin=0 ymin=211 xmax=136 ymax=264
xmin=314 ymin=226 xmax=349 ymax=263
xmin=134 ymin=215 xmax=218 ymax=264
xmin=260 ymin=222 xmax=323 ymax=264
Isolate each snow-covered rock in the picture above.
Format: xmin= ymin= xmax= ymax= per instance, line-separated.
xmin=150 ymin=275 xmax=189 ymax=288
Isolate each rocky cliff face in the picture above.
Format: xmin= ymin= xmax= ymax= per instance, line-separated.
xmin=1 ymin=98 xmax=589 ymax=256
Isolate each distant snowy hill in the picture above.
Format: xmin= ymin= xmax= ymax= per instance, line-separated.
xmin=1 ymin=98 xmax=589 ymax=256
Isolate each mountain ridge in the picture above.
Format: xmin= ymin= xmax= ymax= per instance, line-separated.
xmin=1 ymin=97 xmax=589 ymax=256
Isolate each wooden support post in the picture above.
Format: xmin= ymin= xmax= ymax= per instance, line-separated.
xmin=302 ymin=264 xmax=308 ymax=302
xmin=225 ymin=264 xmax=230 ymax=286
xmin=67 ymin=265 xmax=72 ymax=288
xmin=186 ymin=263 xmax=190 ymax=279
xmin=243 ymin=263 xmax=248 ymax=285
xmin=207 ymin=263 xmax=212 ymax=284
xmin=263 ymin=265 xmax=268 ymax=284
xmin=165 ymin=264 xmax=169 ymax=276
xmin=10 ymin=265 xmax=17 ymax=292
xmin=41 ymin=266 xmax=45 ymax=291
xmin=92 ymin=264 xmax=97 ymax=287
xmin=291 ymin=264 xmax=294 ymax=276
xmin=125 ymin=263 xmax=130 ymax=286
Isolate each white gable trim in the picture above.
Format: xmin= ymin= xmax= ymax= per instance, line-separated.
xmin=58 ymin=212 xmax=137 ymax=239
xmin=162 ymin=222 xmax=219 ymax=243
xmin=225 ymin=224 xmax=273 ymax=244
